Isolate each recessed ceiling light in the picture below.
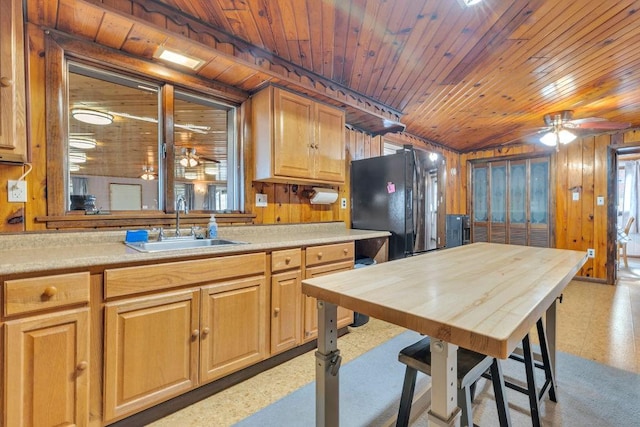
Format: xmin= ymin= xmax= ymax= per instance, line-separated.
xmin=154 ymin=46 xmax=204 ymax=70
xmin=71 ymin=109 xmax=113 ymax=125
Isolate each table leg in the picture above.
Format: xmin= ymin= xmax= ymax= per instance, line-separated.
xmin=315 ymin=300 xmax=340 ymax=427
xmin=427 ymin=339 xmax=461 ymax=427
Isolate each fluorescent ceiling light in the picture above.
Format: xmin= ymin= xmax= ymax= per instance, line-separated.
xmin=69 ymin=137 xmax=97 ymax=149
xmin=69 ymin=164 xmax=80 ymax=172
xmin=184 ymin=172 xmax=198 ymax=180
xmin=71 ymin=109 xmax=113 ymax=125
xmin=204 ymin=165 xmax=217 ymax=175
xmin=155 ymin=47 xmax=204 ymax=70
xmin=458 ymin=0 xmax=483 ymax=6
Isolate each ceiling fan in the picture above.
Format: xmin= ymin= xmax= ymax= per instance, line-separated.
xmin=178 ymin=147 xmax=219 ymax=167
xmin=534 ymin=110 xmax=630 ymax=147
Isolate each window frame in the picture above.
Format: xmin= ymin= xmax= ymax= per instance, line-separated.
xmin=44 ymin=31 xmax=246 ymax=221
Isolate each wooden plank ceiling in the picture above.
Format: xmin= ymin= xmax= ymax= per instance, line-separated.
xmin=34 ymin=0 xmax=640 ymax=152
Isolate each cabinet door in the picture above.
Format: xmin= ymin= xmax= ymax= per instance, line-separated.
xmin=303 ymin=261 xmax=354 ymax=342
xmin=200 ymin=276 xmax=267 ymax=383
xmin=0 ymin=0 xmax=27 ymax=162
xmin=271 ymin=270 xmax=302 ymax=355
xmin=104 ymin=290 xmax=199 ymax=422
xmin=4 ymin=308 xmax=89 ymax=427
xmin=273 ymin=88 xmax=314 ymax=179
xmin=314 ymin=103 xmax=346 ymax=182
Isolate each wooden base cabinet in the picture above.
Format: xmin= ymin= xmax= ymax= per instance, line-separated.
xmin=270 ymin=249 xmax=302 ymax=355
xmin=4 ymin=307 xmax=90 ymax=427
xmin=104 ymin=290 xmax=199 ymax=422
xmin=103 ymin=252 xmax=268 ymax=422
xmin=200 ymin=276 xmax=267 ymax=383
xmin=303 ymin=243 xmax=355 ymax=342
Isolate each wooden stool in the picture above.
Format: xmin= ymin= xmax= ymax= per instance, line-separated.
xmin=396 ymin=336 xmax=512 ymax=427
xmin=501 ymin=318 xmax=557 ymax=427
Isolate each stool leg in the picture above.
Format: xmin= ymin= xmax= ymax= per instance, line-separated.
xmin=459 ymin=386 xmax=473 ymax=427
xmin=489 ymin=359 xmax=512 ymax=427
xmin=522 ymin=335 xmax=542 ymax=427
xmin=396 ymin=366 xmax=418 ymax=427
xmin=536 ymin=318 xmax=557 ymax=402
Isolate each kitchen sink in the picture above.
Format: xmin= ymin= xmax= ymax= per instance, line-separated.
xmin=125 ymin=238 xmax=246 ymax=253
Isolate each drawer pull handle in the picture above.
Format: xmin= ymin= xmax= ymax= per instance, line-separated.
xmin=77 ymin=361 xmax=88 ymax=371
xmin=343 ymin=249 xmax=348 ymax=255
xmin=285 ymin=257 xmax=291 ymax=264
xmin=191 ymin=329 xmax=200 ymax=338
xmin=274 ymin=307 xmax=280 ymax=316
xmin=317 ymin=252 xmax=323 ymax=259
xmin=202 ymin=327 xmax=210 ymax=336
xmin=42 ymin=286 xmax=58 ymax=298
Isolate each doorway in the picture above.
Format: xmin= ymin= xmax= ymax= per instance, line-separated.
xmin=616 ymin=152 xmax=640 ymax=280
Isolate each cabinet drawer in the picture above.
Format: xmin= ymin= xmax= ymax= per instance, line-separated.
xmin=4 ymin=272 xmax=90 ymax=316
xmin=105 ymin=253 xmax=266 ymax=298
xmin=305 ymin=242 xmax=354 ymax=267
xmin=272 ymin=248 xmax=302 ymax=273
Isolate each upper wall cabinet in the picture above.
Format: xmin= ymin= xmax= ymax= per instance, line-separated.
xmin=0 ymin=0 xmax=27 ymax=163
xmin=252 ymin=86 xmax=345 ymax=185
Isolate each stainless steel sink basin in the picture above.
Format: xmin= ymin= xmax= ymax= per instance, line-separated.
xmin=125 ymin=238 xmax=246 ymax=253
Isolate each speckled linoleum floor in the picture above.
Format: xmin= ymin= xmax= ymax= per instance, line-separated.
xmin=149 ymin=271 xmax=640 ymax=427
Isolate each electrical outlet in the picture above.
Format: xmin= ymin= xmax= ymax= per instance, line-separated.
xmin=587 ymin=248 xmax=595 ymax=258
xmin=341 ymin=198 xmax=347 ymax=209
xmin=8 ymin=180 xmax=27 ymax=202
xmin=255 ymin=193 xmax=268 ymax=207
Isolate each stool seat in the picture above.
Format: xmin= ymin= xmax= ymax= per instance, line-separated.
xmin=396 ymin=337 xmax=511 ymax=427
xmin=399 ymin=336 xmax=494 ymax=389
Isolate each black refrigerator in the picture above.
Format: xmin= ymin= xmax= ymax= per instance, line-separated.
xmin=351 ymin=146 xmax=441 ymax=260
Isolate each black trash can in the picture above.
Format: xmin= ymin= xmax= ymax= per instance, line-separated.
xmin=351 ymin=257 xmax=376 ymax=327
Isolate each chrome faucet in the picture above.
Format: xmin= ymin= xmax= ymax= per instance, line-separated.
xmin=176 ymin=195 xmax=188 ymax=236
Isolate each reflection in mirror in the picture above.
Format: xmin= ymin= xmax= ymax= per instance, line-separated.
xmin=67 ymin=63 xmax=161 ymax=212
xmin=173 ymin=91 xmax=235 ymax=212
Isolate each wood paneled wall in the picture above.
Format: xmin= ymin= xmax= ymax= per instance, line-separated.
xmin=459 ymin=135 xmax=631 ymax=282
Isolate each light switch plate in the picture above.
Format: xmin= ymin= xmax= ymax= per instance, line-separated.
xmin=597 ymin=196 xmax=605 ymax=206
xmin=256 ymin=193 xmax=268 ymax=207
xmin=572 ymin=192 xmax=580 ymax=201
xmin=341 ymin=198 xmax=347 ymax=209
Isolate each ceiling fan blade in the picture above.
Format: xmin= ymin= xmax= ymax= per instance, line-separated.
xmin=198 ymin=155 xmax=220 ymax=163
xmin=499 ymin=127 xmax=550 ymax=145
xmin=568 ymin=118 xmax=631 ymax=130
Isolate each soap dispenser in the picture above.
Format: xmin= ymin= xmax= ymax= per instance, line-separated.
xmin=208 ymin=214 xmax=218 ymax=239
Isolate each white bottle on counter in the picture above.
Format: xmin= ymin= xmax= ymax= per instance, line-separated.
xmin=208 ymin=214 xmax=218 ymax=239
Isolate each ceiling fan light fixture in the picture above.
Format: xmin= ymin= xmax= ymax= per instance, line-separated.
xmin=540 ymin=131 xmax=558 ymax=147
xmin=141 ymin=166 xmax=155 ymax=181
xmin=558 ymin=129 xmax=577 ymax=144
xmin=71 ymin=109 xmax=113 ymax=125
xmin=180 ymin=157 xmax=198 ymax=168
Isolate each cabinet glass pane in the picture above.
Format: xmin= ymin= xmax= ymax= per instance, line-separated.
xmin=510 ymin=164 xmax=526 ymax=223
xmin=473 ymin=167 xmax=488 ymax=221
xmin=491 ymin=165 xmax=506 ymax=223
xmin=530 ymin=161 xmax=549 ymax=224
